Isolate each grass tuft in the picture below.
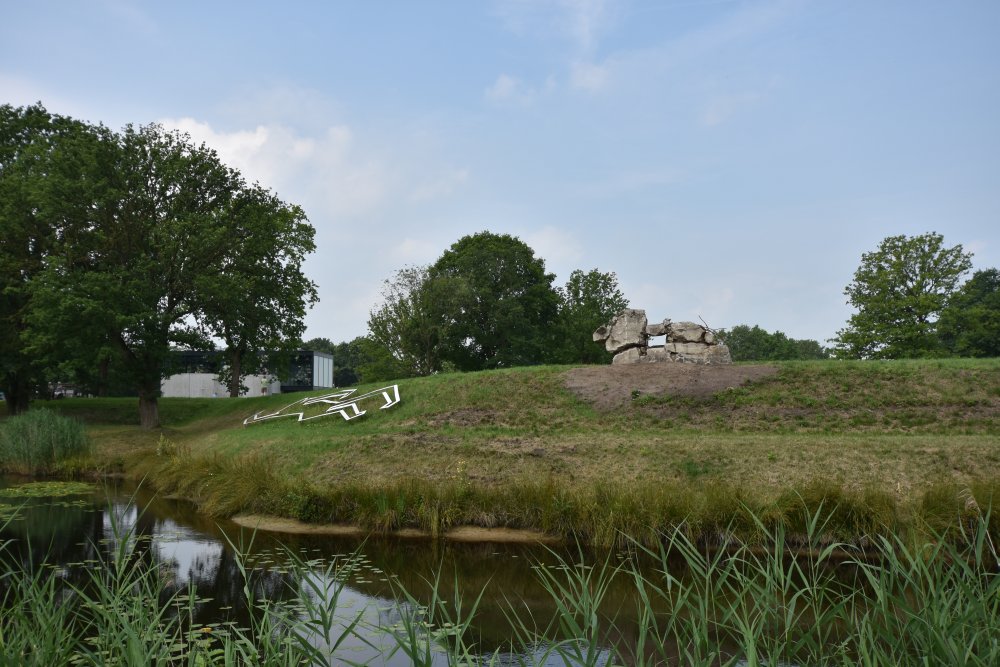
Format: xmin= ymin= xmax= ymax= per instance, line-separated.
xmin=0 ymin=408 xmax=91 ymax=474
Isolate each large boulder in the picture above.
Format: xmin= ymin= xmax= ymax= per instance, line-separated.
xmin=645 ymin=320 xmax=670 ymax=337
xmin=596 ymin=308 xmax=648 ymax=354
xmin=594 ymin=309 xmax=731 ymax=365
xmin=668 ymin=321 xmax=708 ymax=344
xmin=612 ymin=347 xmax=643 ymax=365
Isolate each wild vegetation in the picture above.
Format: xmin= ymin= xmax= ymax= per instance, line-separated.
xmin=8 ymin=358 xmax=998 ymax=547
xmin=0 ymin=409 xmax=90 ymax=475
xmin=1 ymin=502 xmax=996 ymax=666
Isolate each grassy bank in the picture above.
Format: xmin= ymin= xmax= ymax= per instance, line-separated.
xmin=10 ymin=358 xmax=1000 ymax=545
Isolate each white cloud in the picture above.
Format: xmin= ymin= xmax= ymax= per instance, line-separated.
xmin=557 ymin=0 xmax=617 ymax=52
xmin=388 ymin=238 xmax=439 ymax=264
xmin=485 ymin=74 xmax=534 ymax=106
xmin=159 ymin=117 xmax=387 ymax=220
xmin=524 ymin=225 xmax=585 ymax=271
xmin=494 ymin=0 xmax=619 ymax=53
xmin=569 ymin=60 xmax=610 ymax=93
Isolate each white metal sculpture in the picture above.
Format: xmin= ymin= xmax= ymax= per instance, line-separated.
xmin=243 ymin=385 xmax=401 ymax=425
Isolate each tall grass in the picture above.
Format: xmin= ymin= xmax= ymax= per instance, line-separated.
xmin=0 ymin=408 xmax=91 ymax=474
xmin=1 ymin=502 xmax=997 ymax=666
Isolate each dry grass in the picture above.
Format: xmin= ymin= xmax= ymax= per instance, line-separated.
xmin=32 ymin=359 xmax=1000 ymax=544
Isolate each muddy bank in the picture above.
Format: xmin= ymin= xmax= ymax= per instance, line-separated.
xmin=232 ymin=514 xmax=562 ymax=544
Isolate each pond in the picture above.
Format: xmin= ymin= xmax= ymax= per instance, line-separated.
xmin=3 ymin=477 xmax=994 ymax=666
xmin=0 ymin=476 xmax=643 ymax=665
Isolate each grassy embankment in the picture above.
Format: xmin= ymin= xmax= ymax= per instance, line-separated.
xmin=5 ymin=358 xmax=999 ymax=546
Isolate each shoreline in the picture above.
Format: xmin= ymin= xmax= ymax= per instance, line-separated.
xmin=231 ymin=513 xmax=563 ymax=544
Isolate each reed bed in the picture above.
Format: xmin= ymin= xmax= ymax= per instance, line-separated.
xmin=1 ymin=504 xmax=997 ymax=666
xmin=0 ymin=408 xmax=91 ymax=474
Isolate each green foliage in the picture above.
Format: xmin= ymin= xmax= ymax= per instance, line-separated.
xmin=0 ymin=408 xmax=90 ymax=474
xmin=1 ymin=104 xmax=316 ymax=427
xmin=834 ymin=232 xmax=973 ymax=358
xmin=196 ymin=184 xmax=318 ymax=397
xmin=551 ymin=268 xmax=629 ymax=364
xmin=719 ymin=324 xmax=828 ymax=361
xmin=367 ymin=265 xmax=457 ymax=376
xmin=938 ymin=268 xmax=1000 ymax=357
xmin=0 ymin=103 xmax=93 ymax=414
xmin=428 ymin=231 xmax=561 ymax=370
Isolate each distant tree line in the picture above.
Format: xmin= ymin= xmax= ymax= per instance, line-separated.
xmin=0 ymin=104 xmax=317 ymax=426
xmin=717 ymin=326 xmax=829 ymax=362
xmin=309 ymin=231 xmax=629 ymax=384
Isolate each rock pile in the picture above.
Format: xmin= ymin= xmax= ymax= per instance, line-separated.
xmin=593 ymin=309 xmax=731 ymax=365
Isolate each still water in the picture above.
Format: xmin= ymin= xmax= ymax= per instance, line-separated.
xmin=0 ymin=477 xmax=640 ymax=665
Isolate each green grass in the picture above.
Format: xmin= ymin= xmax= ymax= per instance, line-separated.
xmin=16 ymin=358 xmax=1000 ymax=544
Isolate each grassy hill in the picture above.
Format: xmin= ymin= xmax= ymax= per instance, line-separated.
xmin=10 ymin=358 xmax=1000 ymax=546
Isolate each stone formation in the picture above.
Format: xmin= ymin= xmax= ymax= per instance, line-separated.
xmin=593 ymin=309 xmax=732 ymax=365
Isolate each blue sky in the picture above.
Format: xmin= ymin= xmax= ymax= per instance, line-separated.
xmin=3 ymin=0 xmax=998 ymax=345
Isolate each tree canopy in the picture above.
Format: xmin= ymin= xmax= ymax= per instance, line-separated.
xmin=552 ymin=269 xmax=629 ymax=364
xmin=833 ymin=233 xmax=973 ymax=359
xmin=2 ymin=104 xmax=317 ymax=426
xmin=428 ymin=232 xmax=561 ymax=371
xmin=937 ymin=269 xmax=1000 ymax=358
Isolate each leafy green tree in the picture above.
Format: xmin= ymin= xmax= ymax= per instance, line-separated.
xmin=27 ymin=122 xmax=291 ymax=427
xmin=428 ymin=232 xmax=561 ymax=371
xmin=367 ymin=265 xmax=466 ymax=376
xmin=303 ymin=337 xmax=335 ymax=355
xmin=0 ymin=104 xmax=94 ymax=414
xmin=553 ymin=269 xmax=629 ymax=364
xmin=719 ymin=324 xmax=828 ymax=361
xmin=196 ymin=184 xmax=317 ymax=397
xmin=937 ymin=269 xmax=1000 ymax=357
xmin=833 ymin=232 xmax=973 ymax=359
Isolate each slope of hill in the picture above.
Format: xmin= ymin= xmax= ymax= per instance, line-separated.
xmin=21 ymin=359 xmax=1000 ymax=545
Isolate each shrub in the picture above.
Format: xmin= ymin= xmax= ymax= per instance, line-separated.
xmin=0 ymin=409 xmax=90 ymax=474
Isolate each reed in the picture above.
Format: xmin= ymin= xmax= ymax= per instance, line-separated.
xmin=0 ymin=408 xmax=91 ymax=474
xmin=1 ymin=502 xmax=996 ymax=666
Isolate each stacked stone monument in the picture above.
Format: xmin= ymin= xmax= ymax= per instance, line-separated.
xmin=593 ymin=309 xmax=731 ymax=365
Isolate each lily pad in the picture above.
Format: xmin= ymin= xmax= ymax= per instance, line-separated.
xmin=0 ymin=481 xmax=95 ymax=499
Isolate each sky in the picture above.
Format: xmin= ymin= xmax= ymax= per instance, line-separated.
xmin=3 ymin=0 xmax=998 ymax=345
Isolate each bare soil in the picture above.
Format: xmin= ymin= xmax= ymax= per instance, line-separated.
xmin=563 ymin=362 xmax=779 ymax=410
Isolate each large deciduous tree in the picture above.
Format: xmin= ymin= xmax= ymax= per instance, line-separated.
xmin=196 ymin=184 xmax=318 ymax=397
xmin=428 ymin=232 xmax=561 ymax=370
xmin=0 ymin=104 xmax=101 ymax=414
xmin=367 ymin=265 xmax=466 ymax=377
xmin=937 ymin=268 xmax=1000 ymax=358
xmin=552 ymin=269 xmax=629 ymax=364
xmin=29 ymin=123 xmax=242 ymax=427
xmin=833 ymin=233 xmax=973 ymax=359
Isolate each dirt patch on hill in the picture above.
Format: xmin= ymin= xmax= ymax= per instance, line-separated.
xmin=563 ymin=363 xmax=779 ymax=411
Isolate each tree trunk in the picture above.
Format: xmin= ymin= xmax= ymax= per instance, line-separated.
xmin=138 ymin=392 xmax=160 ymax=429
xmin=3 ymin=371 xmax=31 ymax=415
xmin=97 ymin=356 xmax=109 ymax=397
xmin=228 ymin=350 xmax=242 ymax=398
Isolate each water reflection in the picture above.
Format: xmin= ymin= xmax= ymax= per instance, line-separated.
xmin=0 ymin=478 xmax=623 ymax=665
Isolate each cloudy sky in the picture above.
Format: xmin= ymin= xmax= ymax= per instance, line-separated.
xmin=3 ymin=1 xmax=998 ymax=344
